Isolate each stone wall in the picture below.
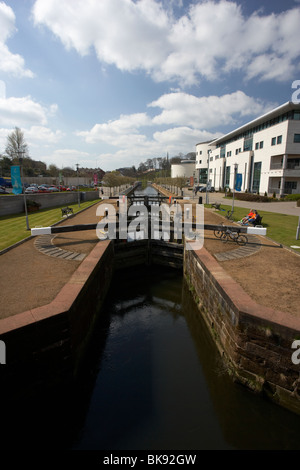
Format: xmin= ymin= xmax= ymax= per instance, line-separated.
xmin=184 ymin=247 xmax=300 ymax=415
xmin=0 ymin=191 xmax=100 ymax=216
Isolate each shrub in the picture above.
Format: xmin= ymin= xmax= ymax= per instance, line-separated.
xmin=235 ymin=193 xmax=270 ymax=202
xmin=284 ymin=194 xmax=300 ymax=201
xmin=25 ymin=199 xmax=41 ymax=211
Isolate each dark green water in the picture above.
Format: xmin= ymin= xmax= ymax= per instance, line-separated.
xmin=70 ymin=266 xmax=300 ymax=451
xmin=2 ymin=265 xmax=300 ymax=450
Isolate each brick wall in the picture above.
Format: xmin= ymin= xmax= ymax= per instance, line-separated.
xmin=0 ymin=240 xmax=113 ymax=400
xmin=184 ymin=247 xmax=300 ymax=415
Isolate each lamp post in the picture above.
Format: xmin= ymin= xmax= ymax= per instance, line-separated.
xmin=76 ymin=163 xmax=80 ymax=208
xmin=18 ymin=149 xmax=30 ymax=230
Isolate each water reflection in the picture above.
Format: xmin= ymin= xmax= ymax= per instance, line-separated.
xmin=2 ymin=265 xmax=300 ymax=450
xmin=72 ymin=266 xmax=300 ymax=450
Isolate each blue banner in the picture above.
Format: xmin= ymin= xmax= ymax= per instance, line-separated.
xmin=11 ymin=165 xmax=23 ymax=195
xmin=235 ymin=173 xmax=242 ymax=191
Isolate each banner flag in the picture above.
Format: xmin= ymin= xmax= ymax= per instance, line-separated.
xmin=235 ymin=173 xmax=242 ymax=191
xmin=11 ymin=165 xmax=23 ymax=195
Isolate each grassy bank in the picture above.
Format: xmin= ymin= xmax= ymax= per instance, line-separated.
xmin=0 ymin=200 xmax=99 ymax=252
xmin=209 ymin=204 xmax=300 ymax=250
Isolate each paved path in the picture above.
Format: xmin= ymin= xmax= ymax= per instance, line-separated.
xmin=183 ymin=188 xmax=300 ymax=216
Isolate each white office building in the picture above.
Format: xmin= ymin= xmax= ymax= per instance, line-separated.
xmin=196 ymin=101 xmax=300 ymax=196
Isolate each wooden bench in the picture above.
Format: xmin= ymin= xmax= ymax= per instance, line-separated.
xmin=61 ymin=206 xmax=73 ymax=217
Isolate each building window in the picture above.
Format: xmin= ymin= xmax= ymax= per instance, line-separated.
xmin=227 ymin=151 xmax=231 ymax=157
xmin=244 ymin=136 xmax=253 ymax=152
xmin=252 ymin=162 xmax=262 ymax=193
xmin=271 ymin=137 xmax=276 ymax=146
xmin=255 ymin=141 xmax=263 ymax=150
xmin=284 ymin=181 xmax=297 ymax=194
xmin=294 ymin=134 xmax=300 ymax=143
xmin=277 ymin=135 xmax=282 ymax=144
xmin=225 ymin=166 xmax=230 ymax=186
xmin=294 ymin=112 xmax=300 ymax=120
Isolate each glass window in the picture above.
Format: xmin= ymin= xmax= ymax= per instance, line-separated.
xmin=293 ymin=112 xmax=300 ymax=120
xmin=255 ymin=142 xmax=259 ymax=150
xmin=260 ymin=141 xmax=264 ymax=148
xmin=294 ymin=134 xmax=300 ymax=143
xmin=271 ymin=137 xmax=276 ymax=145
xmin=252 ymin=162 xmax=261 ymax=193
xmin=225 ymin=166 xmax=230 ymax=186
xmin=277 ymin=135 xmax=282 ymax=144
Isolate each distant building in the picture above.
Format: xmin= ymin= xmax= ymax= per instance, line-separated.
xmin=171 ymin=160 xmax=196 ymax=181
xmin=196 ymin=101 xmax=300 ymax=196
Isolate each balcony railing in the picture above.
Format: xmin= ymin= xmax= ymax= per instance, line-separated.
xmin=270 ymin=163 xmax=282 ymax=170
xmin=270 ymin=163 xmax=300 ymax=170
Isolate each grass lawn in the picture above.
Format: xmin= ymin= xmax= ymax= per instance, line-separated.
xmin=0 ymin=200 xmax=99 ymax=252
xmin=208 ymin=204 xmax=300 ymax=250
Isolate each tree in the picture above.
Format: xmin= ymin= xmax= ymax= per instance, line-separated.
xmin=48 ymin=164 xmax=59 ymax=177
xmin=5 ymin=127 xmax=29 ymax=160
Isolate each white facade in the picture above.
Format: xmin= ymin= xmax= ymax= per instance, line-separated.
xmin=171 ymin=160 xmax=196 ymax=179
xmin=196 ymin=102 xmax=300 ymax=196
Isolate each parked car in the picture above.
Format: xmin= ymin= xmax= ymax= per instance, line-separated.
xmin=25 ymin=186 xmax=39 ymax=193
xmin=66 ymin=186 xmax=77 ymax=191
xmin=48 ymin=186 xmax=59 ymax=192
xmin=38 ymin=186 xmax=49 ymax=193
xmin=199 ymin=186 xmax=215 ymax=192
xmin=0 ymin=186 xmax=8 ymax=194
xmin=57 ymin=185 xmax=67 ymax=191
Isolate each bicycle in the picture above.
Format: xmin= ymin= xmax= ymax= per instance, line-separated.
xmin=220 ymin=228 xmax=248 ymax=246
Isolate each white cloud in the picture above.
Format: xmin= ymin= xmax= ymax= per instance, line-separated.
xmin=32 ymin=0 xmax=300 ymax=85
xmin=26 ymin=126 xmax=64 ymax=145
xmin=0 ymin=93 xmax=59 ymax=127
xmin=149 ymin=91 xmax=272 ymax=129
xmin=75 ymin=90 xmax=274 ymax=170
xmin=0 ymin=2 xmax=34 ymax=77
xmin=77 ymin=112 xmax=152 ymax=145
xmin=38 ymin=148 xmax=91 ymax=169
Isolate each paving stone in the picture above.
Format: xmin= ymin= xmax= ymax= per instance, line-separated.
xmin=34 ymin=235 xmax=86 ymax=261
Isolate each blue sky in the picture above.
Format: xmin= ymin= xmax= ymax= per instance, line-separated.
xmin=0 ymin=0 xmax=300 ymax=172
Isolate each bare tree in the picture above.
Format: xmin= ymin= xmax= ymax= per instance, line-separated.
xmin=5 ymin=127 xmax=29 ymax=160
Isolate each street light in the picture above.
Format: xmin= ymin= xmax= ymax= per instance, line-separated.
xmin=18 ymin=149 xmax=30 ymax=231
xmin=76 ymin=163 xmax=80 ymax=208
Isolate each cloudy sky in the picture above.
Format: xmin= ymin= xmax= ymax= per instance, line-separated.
xmin=0 ymin=0 xmax=300 ymax=172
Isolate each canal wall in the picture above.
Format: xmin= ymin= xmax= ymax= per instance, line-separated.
xmin=0 ymin=240 xmax=114 ymax=400
xmin=184 ymin=247 xmax=300 ymax=415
